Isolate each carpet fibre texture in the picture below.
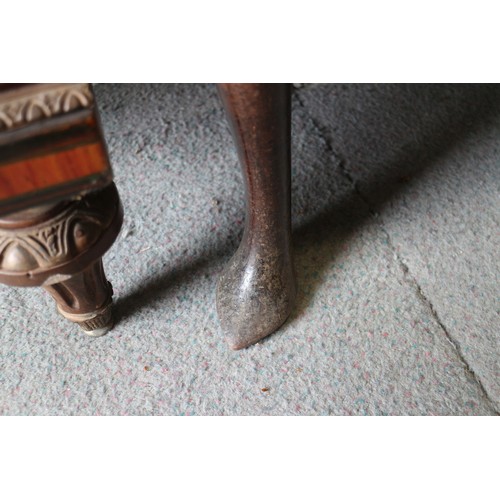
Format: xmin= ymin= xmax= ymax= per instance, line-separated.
xmin=0 ymin=83 xmax=498 ymax=415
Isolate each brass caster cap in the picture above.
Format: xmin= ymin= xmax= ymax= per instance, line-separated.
xmin=83 ymin=323 xmax=112 ymax=337
xmin=57 ymin=300 xmax=114 ymax=338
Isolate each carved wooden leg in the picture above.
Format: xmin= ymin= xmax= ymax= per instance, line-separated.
xmin=0 ymin=183 xmax=123 ymax=336
xmin=217 ymin=84 xmax=296 ymax=350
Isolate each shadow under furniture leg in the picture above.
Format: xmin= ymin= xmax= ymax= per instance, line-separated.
xmin=216 ymin=83 xmax=296 ymax=350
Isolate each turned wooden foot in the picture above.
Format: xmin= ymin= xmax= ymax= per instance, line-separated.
xmin=0 ymin=183 xmax=123 ymax=336
xmin=43 ymin=260 xmax=114 ymax=337
xmin=217 ymin=84 xmax=296 ymax=350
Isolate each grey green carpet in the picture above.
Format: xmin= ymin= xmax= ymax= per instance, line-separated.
xmin=0 ymin=84 xmax=498 ymax=415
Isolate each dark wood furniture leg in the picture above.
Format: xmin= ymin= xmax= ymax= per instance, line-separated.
xmin=217 ymin=84 xmax=296 ymax=349
xmin=0 ymin=183 xmax=123 ymax=336
xmin=0 ymin=84 xmax=122 ymax=337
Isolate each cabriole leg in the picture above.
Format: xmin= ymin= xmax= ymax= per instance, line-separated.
xmin=217 ymin=84 xmax=296 ymax=350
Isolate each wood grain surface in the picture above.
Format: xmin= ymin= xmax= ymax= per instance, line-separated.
xmin=0 ymin=84 xmax=113 ymax=216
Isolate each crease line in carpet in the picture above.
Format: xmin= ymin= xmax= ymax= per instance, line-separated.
xmin=294 ymin=89 xmax=500 ymax=414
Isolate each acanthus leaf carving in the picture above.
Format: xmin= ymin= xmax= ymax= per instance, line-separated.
xmin=0 ymin=201 xmax=107 ymax=273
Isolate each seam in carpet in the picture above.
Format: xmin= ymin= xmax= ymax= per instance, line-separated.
xmin=294 ymin=90 xmax=500 ymax=415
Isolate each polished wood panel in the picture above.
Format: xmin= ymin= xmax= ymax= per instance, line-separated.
xmin=0 ymin=84 xmax=113 ymax=216
xmin=0 ymin=142 xmax=109 ymax=200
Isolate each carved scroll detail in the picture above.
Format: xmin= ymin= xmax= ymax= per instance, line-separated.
xmin=0 ymin=84 xmax=93 ymax=132
xmin=0 ymin=209 xmax=105 ymax=273
xmin=0 ymin=187 xmax=117 ymax=277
